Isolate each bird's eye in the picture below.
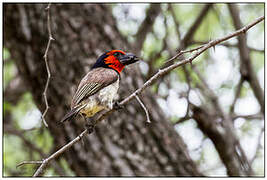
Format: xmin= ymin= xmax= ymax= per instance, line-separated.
xmin=114 ymin=52 xmax=120 ymax=57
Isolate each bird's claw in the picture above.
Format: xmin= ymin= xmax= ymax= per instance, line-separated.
xmin=85 ymin=118 xmax=96 ymax=134
xmin=113 ymin=101 xmax=124 ymax=110
xmin=85 ymin=123 xmax=95 ymax=134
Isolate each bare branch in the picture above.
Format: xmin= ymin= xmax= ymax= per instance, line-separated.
xmin=191 ymin=40 xmax=264 ymax=53
xmin=249 ymin=127 xmax=264 ymax=164
xmin=135 ymin=94 xmax=151 ymax=123
xmin=230 ymin=77 xmax=245 ymax=115
xmin=232 ymin=113 xmax=263 ymax=121
xmin=133 ymin=4 xmax=161 ymax=54
xmin=228 ymin=4 xmax=264 ymax=114
xmin=17 ymin=161 xmax=43 ymax=168
xmin=24 ymin=15 xmax=264 ymax=177
xmin=165 ymin=4 xmax=212 ymax=66
xmin=164 ymin=44 xmax=205 ymax=64
xmin=41 ymin=3 xmax=55 ymax=127
xmin=169 ymin=4 xmax=181 ymax=41
xmin=96 ymin=15 xmax=264 ymax=123
xmin=180 ymin=4 xmax=213 ymax=49
xmin=33 ymin=129 xmax=89 ymax=177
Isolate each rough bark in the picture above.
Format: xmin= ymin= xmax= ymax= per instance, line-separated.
xmin=4 ymin=4 xmax=201 ymax=176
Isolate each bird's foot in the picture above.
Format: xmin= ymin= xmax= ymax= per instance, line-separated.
xmin=113 ymin=101 xmax=124 ymax=110
xmin=85 ymin=123 xmax=95 ymax=134
xmin=85 ymin=118 xmax=96 ymax=134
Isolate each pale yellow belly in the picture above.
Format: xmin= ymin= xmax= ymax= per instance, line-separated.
xmin=80 ymin=104 xmax=105 ymax=117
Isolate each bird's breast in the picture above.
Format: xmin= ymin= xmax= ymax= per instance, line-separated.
xmin=98 ymin=78 xmax=119 ymax=107
xmin=80 ymin=78 xmax=119 ymax=117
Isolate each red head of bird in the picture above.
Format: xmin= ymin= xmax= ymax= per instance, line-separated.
xmin=92 ymin=50 xmax=139 ymax=73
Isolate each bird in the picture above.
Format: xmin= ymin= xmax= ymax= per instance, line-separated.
xmin=61 ymin=50 xmax=139 ymax=129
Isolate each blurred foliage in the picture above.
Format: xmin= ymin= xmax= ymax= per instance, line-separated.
xmin=4 ymin=3 xmax=264 ymax=176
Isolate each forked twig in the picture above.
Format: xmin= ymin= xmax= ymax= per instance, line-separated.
xmin=164 ymin=44 xmax=205 ymax=64
xmin=41 ymin=3 xmax=55 ymax=127
xmin=135 ymin=94 xmax=151 ymax=123
xmin=17 ymin=160 xmax=43 ymax=168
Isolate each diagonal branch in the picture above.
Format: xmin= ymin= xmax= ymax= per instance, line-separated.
xmin=228 ymin=4 xmax=264 ymax=114
xmin=249 ymin=127 xmax=264 ymax=164
xmin=32 ymin=129 xmax=89 ymax=177
xmin=21 ymin=15 xmax=264 ymax=177
xmin=191 ymin=40 xmax=264 ymax=53
xmin=230 ymin=77 xmax=245 ymax=115
xmin=133 ymin=4 xmax=161 ymax=53
xmin=179 ymin=4 xmax=213 ymax=49
xmin=41 ymin=3 xmax=55 ymax=127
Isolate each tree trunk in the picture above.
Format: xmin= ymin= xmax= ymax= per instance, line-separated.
xmin=4 ymin=4 xmax=201 ymax=176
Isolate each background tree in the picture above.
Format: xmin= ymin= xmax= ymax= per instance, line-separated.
xmin=3 ymin=3 xmax=264 ymax=176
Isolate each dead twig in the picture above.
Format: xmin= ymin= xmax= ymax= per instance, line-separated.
xmin=232 ymin=113 xmax=263 ymax=121
xmin=164 ymin=44 xmax=205 ymax=64
xmin=191 ymin=40 xmax=264 ymax=53
xmin=135 ymin=94 xmax=151 ymax=123
xmin=41 ymin=3 xmax=55 ymax=127
xmin=17 ymin=161 xmax=43 ymax=168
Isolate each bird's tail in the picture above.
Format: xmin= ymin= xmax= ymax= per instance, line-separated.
xmin=61 ymin=105 xmax=85 ymax=123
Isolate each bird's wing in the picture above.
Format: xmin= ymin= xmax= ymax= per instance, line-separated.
xmin=71 ymin=68 xmax=119 ymax=108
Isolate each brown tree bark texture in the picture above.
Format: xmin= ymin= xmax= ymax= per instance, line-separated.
xmin=4 ymin=4 xmax=202 ymax=176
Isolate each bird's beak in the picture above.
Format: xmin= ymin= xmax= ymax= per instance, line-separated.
xmin=119 ymin=53 xmax=140 ymax=65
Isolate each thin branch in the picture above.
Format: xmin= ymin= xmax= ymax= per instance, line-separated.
xmin=180 ymin=4 xmax=213 ymax=48
xmin=235 ymin=141 xmax=254 ymax=175
xmin=17 ymin=161 xmax=43 ymax=168
xmin=175 ymin=116 xmax=192 ymax=125
xmin=41 ymin=3 xmax=55 ymax=127
xmin=230 ymin=77 xmax=245 ymax=112
xmin=147 ymin=13 xmax=169 ymax=78
xmin=169 ymin=3 xmax=192 ymax=121
xmin=169 ymin=4 xmax=181 ymax=41
xmin=25 ymin=15 xmax=264 ymax=177
xmin=33 ymin=129 xmax=89 ymax=177
xmin=191 ymin=40 xmax=264 ymax=53
xmin=135 ymin=94 xmax=151 ymax=123
xmin=133 ymin=4 xmax=161 ymax=54
xmin=164 ymin=44 xmax=205 ymax=64
xmin=232 ymin=113 xmax=263 ymax=121
xmin=249 ymin=127 xmax=264 ymax=164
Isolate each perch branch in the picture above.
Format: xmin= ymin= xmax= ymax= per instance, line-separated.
xmin=41 ymin=3 xmax=54 ymax=127
xmin=135 ymin=94 xmax=151 ymax=123
xmin=23 ymin=15 xmax=264 ymax=177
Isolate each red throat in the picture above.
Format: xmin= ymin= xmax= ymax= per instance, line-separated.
xmin=104 ymin=55 xmax=125 ymax=73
